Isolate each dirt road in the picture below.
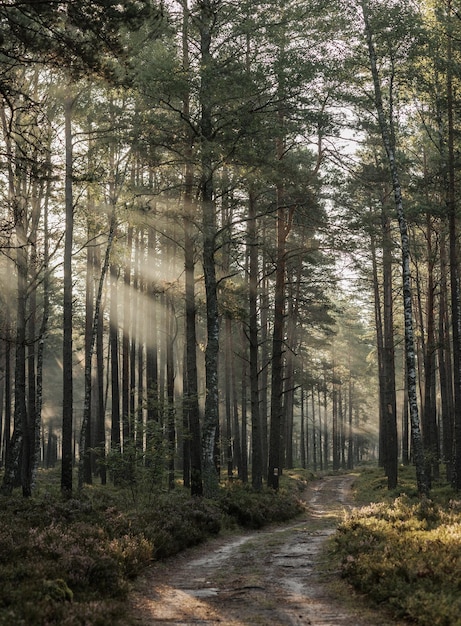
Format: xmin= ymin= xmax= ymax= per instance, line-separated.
xmin=130 ymin=475 xmax=398 ymax=625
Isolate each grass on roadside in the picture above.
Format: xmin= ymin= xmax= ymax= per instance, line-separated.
xmin=330 ymin=465 xmax=461 ymax=626
xmin=0 ymin=468 xmax=308 ymax=626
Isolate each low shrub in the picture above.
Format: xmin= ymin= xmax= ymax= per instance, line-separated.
xmin=0 ymin=472 xmax=306 ymax=625
xmin=331 ymin=468 xmax=461 ymax=625
xmin=218 ymin=483 xmax=304 ymax=529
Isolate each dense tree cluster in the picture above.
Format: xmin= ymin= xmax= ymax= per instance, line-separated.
xmin=1 ymin=0 xmax=459 ymax=499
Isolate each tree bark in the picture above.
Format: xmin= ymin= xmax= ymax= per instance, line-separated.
xmin=61 ymin=95 xmax=75 ymax=496
xmin=78 ymin=216 xmax=115 ymax=491
xmin=445 ymin=0 xmax=461 ymax=489
xmin=122 ymin=225 xmax=133 ymax=447
xmin=267 ymin=187 xmax=287 ymax=490
xmin=110 ymin=262 xmax=121 ymax=451
xmin=361 ymin=0 xmax=429 ymax=496
xmin=382 ymin=204 xmax=398 ymax=489
xmin=199 ymin=0 xmax=220 ymax=497
xmin=248 ymin=189 xmax=263 ymax=490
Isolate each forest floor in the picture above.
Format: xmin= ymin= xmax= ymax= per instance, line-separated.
xmin=129 ymin=474 xmax=405 ymax=626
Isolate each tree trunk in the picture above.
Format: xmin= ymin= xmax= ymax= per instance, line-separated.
xmin=240 ymin=324 xmax=249 ymax=483
xmin=382 ymin=205 xmax=398 ymax=489
xmin=300 ymin=387 xmax=306 ymax=469
xmin=361 ymin=0 xmax=429 ymax=496
xmin=146 ymin=224 xmax=159 ymax=427
xmin=110 ymin=262 xmax=121 ymax=451
xmin=248 ymin=189 xmax=263 ymax=490
xmin=267 ymin=190 xmax=286 ymax=490
xmin=166 ymin=299 xmax=176 ymax=490
xmin=83 ymin=228 xmax=95 ymax=485
xmin=332 ymin=373 xmax=340 ymax=471
xmin=224 ymin=316 xmax=233 ymax=479
xmin=347 ymin=376 xmax=353 ymax=470
xmin=422 ymin=211 xmax=439 ymax=484
xmin=78 ymin=217 xmax=115 ymax=491
xmin=445 ymin=0 xmax=461 ymax=489
xmin=199 ymin=0 xmax=220 ymax=497
xmin=95 ymin=244 xmax=106 ymax=485
xmin=61 ymin=96 xmax=75 ymax=496
xmin=122 ymin=225 xmax=133 ymax=447
xmin=182 ymin=1 xmax=202 ymax=495
xmin=439 ymin=230 xmax=454 ymax=480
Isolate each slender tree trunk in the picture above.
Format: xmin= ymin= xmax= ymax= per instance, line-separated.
xmin=110 ymin=263 xmax=121 ymax=451
xmin=137 ymin=229 xmax=145 ymax=453
xmin=300 ymin=387 xmax=306 ymax=469
xmin=370 ymin=226 xmax=387 ymax=470
xmin=230 ymin=324 xmax=242 ymax=478
xmin=146 ymin=224 xmax=159 ymax=427
xmin=33 ymin=163 xmax=51 ymax=485
xmin=422 ymin=210 xmax=439 ymax=484
xmin=248 ymin=189 xmax=263 ymax=490
xmin=224 ymin=316 xmax=233 ymax=479
xmin=78 ymin=217 xmax=115 ymax=491
xmin=199 ymin=0 xmax=220 ymax=496
xmin=3 ymin=207 xmax=28 ymax=496
xmin=439 ymin=230 xmax=454 ymax=480
xmin=332 ymin=373 xmax=340 ymax=471
xmin=323 ymin=366 xmax=329 ymax=469
xmin=402 ymin=352 xmax=410 ymax=465
xmin=0 ymin=343 xmax=4 ymax=466
xmin=122 ymin=226 xmax=133 ymax=447
xmin=130 ymin=229 xmax=138 ymax=445
xmin=83 ymin=230 xmax=95 ymax=485
xmin=95 ymin=247 xmax=106 ymax=485
xmin=267 ymin=108 xmax=291 ymax=489
xmin=312 ymin=390 xmax=318 ymax=472
xmin=260 ymin=231 xmax=270 ymax=471
xmin=166 ymin=299 xmax=176 ymax=490
xmin=267 ymin=193 xmax=286 ymax=490
xmin=347 ymin=375 xmax=354 ymax=470
xmin=3 ymin=324 xmax=11 ymax=468
xmin=61 ymin=96 xmax=75 ymax=496
xmin=182 ymin=1 xmax=202 ymax=495
xmin=240 ymin=324 xmax=249 ymax=483
xmin=184 ymin=209 xmax=202 ymax=494
xmin=445 ymin=1 xmax=461 ymax=489
xmin=318 ymin=387 xmax=323 ymax=471
xmin=382 ymin=205 xmax=398 ymax=489
xmin=362 ymin=0 xmax=428 ymax=496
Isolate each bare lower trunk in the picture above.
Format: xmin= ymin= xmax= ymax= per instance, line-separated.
xmin=248 ymin=190 xmax=263 ymax=490
xmin=78 ymin=217 xmax=115 ymax=491
xmin=200 ymin=0 xmax=220 ymax=497
xmin=362 ymin=0 xmax=428 ymax=496
xmin=61 ymin=96 xmax=75 ymax=496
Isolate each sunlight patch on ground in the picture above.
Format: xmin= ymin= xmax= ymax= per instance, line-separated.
xmin=138 ymin=584 xmax=246 ymax=624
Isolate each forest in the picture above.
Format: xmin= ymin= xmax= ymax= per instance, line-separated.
xmin=0 ymin=0 xmax=460 ymax=502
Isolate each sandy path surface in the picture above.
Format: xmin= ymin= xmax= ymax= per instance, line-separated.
xmin=129 ymin=475 xmax=400 ymax=625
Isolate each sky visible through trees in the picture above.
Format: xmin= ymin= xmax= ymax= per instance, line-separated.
xmin=0 ymin=0 xmax=460 ymax=497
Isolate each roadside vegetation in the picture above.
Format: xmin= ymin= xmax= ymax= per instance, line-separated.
xmin=332 ymin=465 xmax=461 ymax=626
xmin=0 ymin=468 xmax=307 ymax=626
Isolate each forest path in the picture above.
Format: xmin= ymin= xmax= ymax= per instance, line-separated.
xmin=129 ymin=474 xmax=400 ymax=626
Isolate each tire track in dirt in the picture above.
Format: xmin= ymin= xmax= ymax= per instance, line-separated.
xmin=130 ymin=475 xmax=399 ymax=625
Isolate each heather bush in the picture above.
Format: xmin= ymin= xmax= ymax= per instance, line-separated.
xmin=0 ymin=469 xmax=307 ymax=625
xmin=331 ymin=467 xmax=461 ymax=625
xmin=218 ymin=483 xmax=304 ymax=528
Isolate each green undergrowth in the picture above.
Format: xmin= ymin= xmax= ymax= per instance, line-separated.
xmin=331 ymin=465 xmax=461 ymax=626
xmin=0 ymin=468 xmax=308 ymax=625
